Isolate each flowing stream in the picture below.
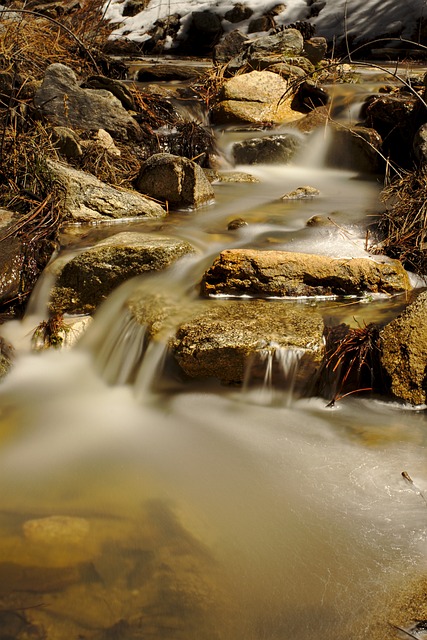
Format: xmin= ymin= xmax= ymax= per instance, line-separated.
xmin=0 ymin=75 xmax=426 ymax=639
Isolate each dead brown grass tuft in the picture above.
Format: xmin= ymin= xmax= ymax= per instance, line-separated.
xmin=372 ymin=169 xmax=427 ymax=275
xmin=315 ymin=322 xmax=383 ymax=405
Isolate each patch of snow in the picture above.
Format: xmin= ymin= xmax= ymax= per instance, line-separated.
xmin=104 ymin=0 xmax=426 ymax=44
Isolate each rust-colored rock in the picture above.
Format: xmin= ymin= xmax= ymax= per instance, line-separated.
xmin=201 ymin=249 xmax=411 ymax=297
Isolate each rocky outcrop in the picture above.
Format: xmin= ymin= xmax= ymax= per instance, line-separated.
xmin=210 ymin=70 xmax=303 ymax=125
xmin=135 ymin=153 xmax=215 ymax=209
xmin=380 ymin=291 xmax=427 ymax=405
xmin=34 ymin=64 xmax=142 ymax=141
xmin=171 ymin=300 xmax=324 ymax=385
xmin=47 ymin=160 xmax=166 ymax=222
xmin=201 ymin=249 xmax=411 ymax=297
xmin=49 ymin=232 xmax=195 ymax=315
xmin=232 ymin=133 xmax=302 ymax=164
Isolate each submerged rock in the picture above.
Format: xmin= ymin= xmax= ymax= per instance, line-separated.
xmin=171 ymin=300 xmax=324 ymax=385
xmin=380 ymin=290 xmax=427 ymax=405
xmin=201 ymin=249 xmax=411 ymax=297
xmin=47 ymin=160 xmax=166 ymax=223
xmin=23 ymin=515 xmax=90 ymax=545
xmin=49 ymin=232 xmax=195 ymax=315
xmin=281 ymin=185 xmax=320 ymax=199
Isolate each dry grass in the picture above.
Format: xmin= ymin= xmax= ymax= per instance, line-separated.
xmin=372 ymin=169 xmax=427 ymax=274
xmin=315 ymin=322 xmax=383 ymax=405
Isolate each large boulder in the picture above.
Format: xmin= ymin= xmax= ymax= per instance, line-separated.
xmin=34 ymin=64 xmax=142 ymax=141
xmin=380 ymin=291 xmax=427 ymax=405
xmin=47 ymin=160 xmax=166 ymax=223
xmin=210 ymin=70 xmax=303 ymax=125
xmin=201 ymin=249 xmax=411 ymax=297
xmin=171 ymin=300 xmax=324 ymax=386
xmin=134 ymin=153 xmax=215 ymax=209
xmin=49 ymin=232 xmax=195 ymax=315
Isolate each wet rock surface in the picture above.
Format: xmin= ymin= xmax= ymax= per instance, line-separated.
xmin=49 ymin=232 xmax=195 ymax=315
xmin=201 ymin=249 xmax=411 ymax=297
xmin=171 ymin=300 xmax=324 ymax=385
xmin=380 ymin=290 xmax=427 ymax=405
xmin=135 ymin=153 xmax=215 ymax=209
xmin=232 ymin=133 xmax=302 ymax=164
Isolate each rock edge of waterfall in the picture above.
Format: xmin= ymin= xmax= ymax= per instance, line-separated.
xmin=1 ymin=6 xmax=427 ymax=407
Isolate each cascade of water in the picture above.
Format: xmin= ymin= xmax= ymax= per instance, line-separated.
xmin=94 ymin=307 xmax=148 ymax=385
xmin=243 ymin=341 xmax=305 ymax=405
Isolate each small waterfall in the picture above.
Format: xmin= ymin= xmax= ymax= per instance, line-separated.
xmin=94 ymin=307 xmax=148 ymax=385
xmin=134 ymin=338 xmax=171 ymax=402
xmin=243 ymin=341 xmax=305 ymax=405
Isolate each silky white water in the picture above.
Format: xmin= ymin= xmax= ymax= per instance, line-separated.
xmin=0 ymin=83 xmax=426 ymax=638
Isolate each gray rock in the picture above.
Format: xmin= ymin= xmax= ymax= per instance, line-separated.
xmin=267 ymin=62 xmax=306 ymax=79
xmin=213 ymin=29 xmax=248 ymax=63
xmin=246 ymin=29 xmax=304 ymax=58
xmin=281 ymin=185 xmax=320 ymax=199
xmin=135 ymin=153 xmax=215 ymax=209
xmin=232 ymin=133 xmax=302 ymax=164
xmin=52 ymin=126 xmax=83 ymax=159
xmin=47 ymin=159 xmax=166 ymax=222
xmin=380 ymin=291 xmax=427 ymax=405
xmin=34 ymin=63 xmax=142 ymax=141
xmin=303 ymin=37 xmax=328 ymax=64
xmin=247 ymin=15 xmax=275 ymax=33
xmin=224 ymin=3 xmax=253 ymax=23
xmin=171 ymin=300 xmax=324 ymax=385
xmin=49 ymin=232 xmax=195 ymax=315
xmin=81 ymin=75 xmax=136 ymax=111
xmin=201 ymin=249 xmax=411 ymax=297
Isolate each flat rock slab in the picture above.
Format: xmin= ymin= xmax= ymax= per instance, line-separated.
xmin=201 ymin=249 xmax=411 ymax=297
xmin=171 ymin=300 xmax=324 ymax=385
xmin=47 ymin=160 xmax=166 ymax=223
xmin=380 ymin=290 xmax=427 ymax=405
xmin=49 ymin=232 xmax=195 ymax=315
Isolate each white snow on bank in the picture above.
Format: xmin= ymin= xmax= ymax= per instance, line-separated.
xmin=105 ymin=0 xmax=427 ymax=44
